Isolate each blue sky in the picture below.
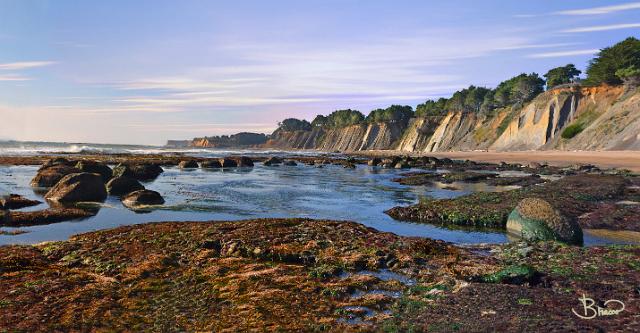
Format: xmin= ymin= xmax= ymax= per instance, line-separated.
xmin=0 ymin=0 xmax=639 ymax=145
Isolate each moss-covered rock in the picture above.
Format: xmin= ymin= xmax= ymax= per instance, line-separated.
xmin=507 ymin=198 xmax=583 ymax=245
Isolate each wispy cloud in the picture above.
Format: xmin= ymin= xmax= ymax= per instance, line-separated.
xmin=528 ymin=49 xmax=599 ymax=58
xmin=0 ymin=74 xmax=31 ymax=81
xmin=555 ymin=2 xmax=640 ymax=15
xmin=0 ymin=61 xmax=56 ymax=70
xmin=561 ymin=23 xmax=640 ymax=33
xmin=496 ymin=42 xmax=580 ymax=51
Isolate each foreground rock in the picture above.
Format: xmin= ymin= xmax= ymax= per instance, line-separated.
xmin=507 ymin=198 xmax=583 ymax=245
xmin=75 ymin=160 xmax=113 ymax=182
xmin=0 ymin=219 xmax=637 ymax=331
xmin=112 ymin=163 xmax=163 ymax=181
xmin=106 ymin=176 xmax=145 ymax=196
xmin=44 ymin=173 xmax=107 ymax=203
xmin=30 ymin=165 xmax=80 ymax=188
xmin=121 ymin=189 xmax=165 ymax=208
xmin=0 ymin=194 xmax=41 ymax=210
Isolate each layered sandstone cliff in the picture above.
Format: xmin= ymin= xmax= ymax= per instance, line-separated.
xmin=177 ymin=84 xmax=640 ymax=152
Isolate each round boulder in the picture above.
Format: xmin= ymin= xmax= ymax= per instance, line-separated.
xmin=200 ymin=160 xmax=222 ymax=168
xmin=179 ymin=160 xmax=199 ymax=169
xmin=122 ymin=190 xmax=165 ymax=208
xmin=113 ymin=163 xmax=163 ymax=181
xmin=31 ymin=165 xmax=80 ymax=188
xmin=507 ymin=198 xmax=583 ymax=245
xmin=75 ymin=160 xmax=113 ymax=182
xmin=219 ymin=158 xmax=238 ymax=168
xmin=44 ymin=173 xmax=107 ymax=203
xmin=106 ymin=176 xmax=145 ymax=196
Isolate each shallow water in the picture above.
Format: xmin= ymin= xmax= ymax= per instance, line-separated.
xmin=0 ymin=163 xmax=633 ymax=246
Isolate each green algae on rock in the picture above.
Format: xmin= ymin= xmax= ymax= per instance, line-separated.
xmin=507 ymin=198 xmax=583 ymax=245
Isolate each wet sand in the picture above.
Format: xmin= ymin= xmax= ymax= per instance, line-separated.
xmin=358 ymin=150 xmax=640 ymax=172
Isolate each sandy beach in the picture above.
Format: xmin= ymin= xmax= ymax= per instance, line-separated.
xmin=356 ymin=150 xmax=640 ymax=172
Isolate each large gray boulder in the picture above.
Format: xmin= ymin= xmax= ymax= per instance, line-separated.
xmin=122 ymin=190 xmax=165 ymax=208
xmin=31 ymin=165 xmax=80 ymax=188
xmin=106 ymin=176 xmax=145 ymax=196
xmin=112 ymin=163 xmax=163 ymax=181
xmin=45 ymin=173 xmax=107 ymax=203
xmin=75 ymin=160 xmax=113 ymax=182
xmin=507 ymin=198 xmax=583 ymax=245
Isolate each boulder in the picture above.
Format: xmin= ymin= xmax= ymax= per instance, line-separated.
xmin=0 ymin=194 xmax=41 ymax=210
xmin=106 ymin=176 xmax=145 ymax=196
xmin=75 ymin=160 xmax=113 ymax=182
xmin=31 ymin=165 xmax=80 ymax=188
xmin=113 ymin=163 xmax=163 ymax=181
xmin=283 ymin=160 xmax=297 ymax=166
xmin=178 ymin=160 xmax=199 ymax=168
xmin=44 ymin=173 xmax=107 ymax=203
xmin=506 ymin=198 xmax=583 ymax=245
xmin=200 ymin=160 xmax=222 ymax=168
xmin=38 ymin=157 xmax=74 ymax=171
xmin=264 ymin=157 xmax=283 ymax=166
xmin=219 ymin=158 xmax=238 ymax=168
xmin=122 ymin=190 xmax=165 ymax=208
xmin=237 ymin=156 xmax=254 ymax=167
xmin=367 ymin=158 xmax=381 ymax=166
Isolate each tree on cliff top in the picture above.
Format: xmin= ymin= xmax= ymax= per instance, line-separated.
xmin=311 ymin=115 xmax=328 ymax=127
xmin=544 ymin=64 xmax=581 ymax=89
xmin=324 ymin=109 xmax=365 ymax=128
xmin=365 ymin=105 xmax=414 ymax=124
xmin=415 ymin=98 xmax=447 ymax=117
xmin=277 ymin=118 xmax=312 ymax=132
xmin=585 ymin=37 xmax=640 ymax=86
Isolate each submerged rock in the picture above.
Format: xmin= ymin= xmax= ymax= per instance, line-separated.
xmin=178 ymin=160 xmax=199 ymax=169
xmin=31 ymin=165 xmax=80 ymax=188
xmin=75 ymin=160 xmax=113 ymax=182
xmin=0 ymin=194 xmax=41 ymax=210
xmin=507 ymin=198 xmax=583 ymax=245
xmin=112 ymin=163 xmax=163 ymax=181
xmin=122 ymin=190 xmax=165 ymax=208
xmin=106 ymin=176 xmax=145 ymax=196
xmin=219 ymin=158 xmax=238 ymax=168
xmin=45 ymin=173 xmax=107 ymax=203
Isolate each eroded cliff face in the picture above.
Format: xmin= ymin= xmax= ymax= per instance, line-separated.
xmin=265 ymin=122 xmax=406 ymax=151
xmin=490 ymin=85 xmax=633 ymax=151
xmin=184 ymin=84 xmax=639 ymax=152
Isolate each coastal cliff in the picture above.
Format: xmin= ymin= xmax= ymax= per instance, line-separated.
xmin=173 ymin=84 xmax=639 ymax=152
xmin=262 ymin=85 xmax=639 ymax=152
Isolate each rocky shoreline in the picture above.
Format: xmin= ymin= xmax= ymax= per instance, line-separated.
xmin=1 ymin=152 xmax=639 ymax=331
xmin=1 ymin=218 xmax=638 ymax=331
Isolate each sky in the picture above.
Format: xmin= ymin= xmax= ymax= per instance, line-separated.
xmin=0 ymin=1 xmax=639 ymax=145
